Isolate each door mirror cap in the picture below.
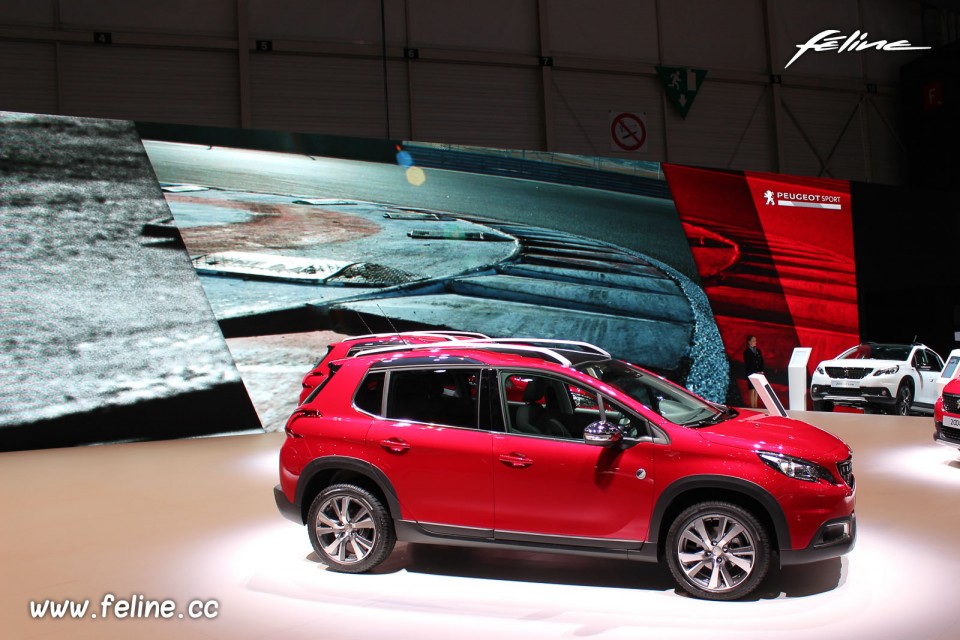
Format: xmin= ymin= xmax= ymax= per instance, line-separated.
xmin=583 ymin=421 xmax=623 ymax=446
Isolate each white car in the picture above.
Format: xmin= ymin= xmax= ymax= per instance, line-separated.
xmin=810 ymin=342 xmax=944 ymax=415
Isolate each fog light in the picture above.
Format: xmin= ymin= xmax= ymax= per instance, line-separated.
xmin=816 ymin=519 xmax=852 ymax=547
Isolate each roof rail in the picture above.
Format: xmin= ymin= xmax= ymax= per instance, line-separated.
xmin=460 ymin=338 xmax=610 ymax=358
xmin=353 ymin=338 xmax=608 ymax=367
xmin=345 ymin=330 xmax=489 ymax=341
xmin=358 ymin=342 xmax=570 ymax=366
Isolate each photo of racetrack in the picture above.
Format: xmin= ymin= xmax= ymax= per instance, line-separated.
xmin=142 ymin=132 xmax=728 ymax=429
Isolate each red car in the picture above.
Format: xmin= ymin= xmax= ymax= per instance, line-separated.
xmin=298 ymin=331 xmax=488 ymax=403
xmin=934 ymin=377 xmax=960 ymax=449
xmin=276 ymin=339 xmax=855 ymax=600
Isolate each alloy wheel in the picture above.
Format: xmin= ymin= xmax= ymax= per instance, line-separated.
xmin=897 ymin=385 xmax=912 ymax=416
xmin=314 ymin=493 xmax=378 ymax=565
xmin=675 ymin=512 xmax=757 ymax=594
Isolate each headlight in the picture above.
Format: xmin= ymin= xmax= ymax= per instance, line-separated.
xmin=816 ymin=366 xmax=825 ymax=375
xmin=758 ymin=451 xmax=838 ymax=484
xmin=873 ymin=365 xmax=899 ymax=376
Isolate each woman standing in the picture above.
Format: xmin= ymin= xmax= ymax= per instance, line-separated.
xmin=743 ymin=335 xmax=764 ymax=408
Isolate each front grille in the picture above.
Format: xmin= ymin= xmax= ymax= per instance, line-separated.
xmin=836 ymin=457 xmax=854 ymax=488
xmin=825 ymin=367 xmax=872 ymax=379
xmin=943 ymin=394 xmax=960 ymax=414
xmin=941 ymin=424 xmax=960 ymax=443
xmin=825 ymin=388 xmax=864 ymax=398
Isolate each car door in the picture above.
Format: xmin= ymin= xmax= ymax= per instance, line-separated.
xmin=365 ymin=366 xmax=494 ymax=531
xmin=492 ymin=370 xmax=655 ymax=545
xmin=915 ymin=349 xmax=943 ymax=406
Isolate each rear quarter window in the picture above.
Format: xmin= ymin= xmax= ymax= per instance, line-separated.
xmin=354 ymin=371 xmax=386 ymax=416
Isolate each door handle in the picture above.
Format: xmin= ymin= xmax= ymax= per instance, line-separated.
xmin=499 ymin=453 xmax=533 ymax=468
xmin=379 ymin=438 xmax=411 ymax=453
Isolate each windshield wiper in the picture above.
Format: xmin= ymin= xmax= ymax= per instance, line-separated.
xmin=687 ymin=411 xmax=727 ymax=427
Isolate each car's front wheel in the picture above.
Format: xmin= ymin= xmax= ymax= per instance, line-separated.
xmin=307 ymin=484 xmax=396 ymax=573
xmin=895 ymin=382 xmax=913 ymax=416
xmin=665 ymin=501 xmax=770 ymax=601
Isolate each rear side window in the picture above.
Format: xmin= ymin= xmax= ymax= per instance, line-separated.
xmin=385 ymin=368 xmax=481 ymax=428
xmin=354 ymin=371 xmax=386 ymax=416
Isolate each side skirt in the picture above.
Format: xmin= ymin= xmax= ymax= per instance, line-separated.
xmin=395 ymin=520 xmax=653 ymax=562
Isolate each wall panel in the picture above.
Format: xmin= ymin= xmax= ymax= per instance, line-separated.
xmin=410 ymin=62 xmax=542 ymax=149
xmin=779 ymin=86 xmax=866 ymax=180
xmin=550 ymin=69 xmax=663 ymax=159
xmin=59 ymin=46 xmax=239 ymax=126
xmin=660 ymin=0 xmax=767 ymax=72
xmin=60 ymin=0 xmax=236 ymax=36
xmin=547 ymin=0 xmax=659 ymax=62
xmin=2 ymin=0 xmax=55 ymax=25
xmin=250 ymin=54 xmax=406 ymax=139
xmin=0 ymin=42 xmax=58 ymax=114
xmin=407 ymin=0 xmax=539 ymax=54
xmin=664 ymin=81 xmax=775 ymax=171
xmin=248 ymin=0 xmax=392 ymax=45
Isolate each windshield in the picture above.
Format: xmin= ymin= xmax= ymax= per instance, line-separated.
xmin=837 ymin=343 xmax=910 ymax=361
xmin=576 ymin=360 xmax=724 ymax=427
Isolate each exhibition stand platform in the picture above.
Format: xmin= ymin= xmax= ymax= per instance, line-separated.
xmin=2 ymin=411 xmax=956 ymax=639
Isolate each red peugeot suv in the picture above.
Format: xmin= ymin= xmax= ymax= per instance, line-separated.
xmin=934 ymin=377 xmax=960 ymax=450
xmin=275 ymin=340 xmax=855 ymax=600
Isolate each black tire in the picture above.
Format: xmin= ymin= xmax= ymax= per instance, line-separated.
xmin=812 ymin=400 xmax=833 ymax=412
xmin=665 ymin=501 xmax=770 ymax=601
xmin=307 ymin=484 xmax=396 ymax=573
xmin=895 ymin=381 xmax=913 ymax=416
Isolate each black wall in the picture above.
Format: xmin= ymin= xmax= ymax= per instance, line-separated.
xmin=852 ymin=181 xmax=960 ymax=358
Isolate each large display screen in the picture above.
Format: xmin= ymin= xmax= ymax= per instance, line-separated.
xmin=4 ymin=112 xmax=956 ymax=449
xmin=664 ymin=164 xmax=859 ymax=402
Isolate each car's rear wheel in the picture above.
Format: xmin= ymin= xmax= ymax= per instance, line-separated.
xmin=307 ymin=484 xmax=395 ymax=573
xmin=895 ymin=382 xmax=913 ymax=416
xmin=665 ymin=501 xmax=770 ymax=601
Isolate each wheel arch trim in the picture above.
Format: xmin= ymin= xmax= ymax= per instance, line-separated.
xmin=294 ymin=456 xmax=402 ymax=524
xmin=649 ymin=475 xmax=791 ymax=550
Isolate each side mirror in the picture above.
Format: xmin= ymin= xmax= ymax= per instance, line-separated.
xmin=583 ymin=421 xmax=623 ymax=447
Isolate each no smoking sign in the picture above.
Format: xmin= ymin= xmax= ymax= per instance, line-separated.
xmin=609 ymin=111 xmax=647 ymax=152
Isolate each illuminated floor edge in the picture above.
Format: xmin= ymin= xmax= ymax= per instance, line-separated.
xmin=2 ymin=411 xmax=958 ymax=640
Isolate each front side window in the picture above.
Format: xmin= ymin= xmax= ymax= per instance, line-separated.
xmin=601 ymin=397 xmax=650 ymax=440
xmin=385 ymin=368 xmax=481 ymax=429
xmin=576 ymin=360 xmax=723 ymax=427
xmin=501 ymin=372 xmax=599 ymax=439
xmin=913 ymin=349 xmax=929 ymax=369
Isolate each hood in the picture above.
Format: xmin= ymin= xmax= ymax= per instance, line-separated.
xmin=818 ymin=358 xmax=901 ymax=370
xmin=697 ymin=414 xmax=851 ymax=461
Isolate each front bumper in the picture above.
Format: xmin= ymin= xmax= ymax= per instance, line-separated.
xmin=780 ymin=512 xmax=857 ymax=565
xmin=811 ymin=383 xmax=896 ymax=407
xmin=274 ymin=484 xmax=303 ymax=524
xmin=934 ymin=421 xmax=960 ymax=448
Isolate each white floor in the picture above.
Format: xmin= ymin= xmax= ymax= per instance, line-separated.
xmin=3 ymin=411 xmax=958 ymax=639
